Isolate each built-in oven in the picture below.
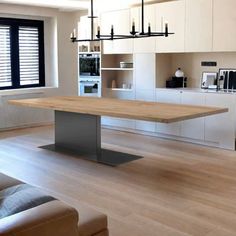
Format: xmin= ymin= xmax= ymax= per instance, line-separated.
xmin=79 ymin=53 xmax=100 ymax=77
xmin=79 ymin=77 xmax=101 ymax=97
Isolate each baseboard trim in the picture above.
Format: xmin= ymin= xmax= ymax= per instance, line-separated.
xmin=0 ymin=122 xmax=54 ymax=132
xmin=101 ymin=125 xmax=234 ymax=150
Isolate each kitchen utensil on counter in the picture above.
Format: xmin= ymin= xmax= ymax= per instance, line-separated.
xmin=122 ymin=83 xmax=128 ymax=89
xmin=223 ymin=71 xmax=228 ymax=89
xmin=111 ymin=80 xmax=117 ymax=88
xmin=219 ymin=69 xmax=236 ymax=91
xmin=166 ymin=68 xmax=187 ymax=88
xmin=201 ymin=72 xmax=217 ymax=89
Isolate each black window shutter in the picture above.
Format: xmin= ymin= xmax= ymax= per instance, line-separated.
xmin=0 ymin=25 xmax=12 ymax=88
xmin=0 ymin=18 xmax=45 ymax=90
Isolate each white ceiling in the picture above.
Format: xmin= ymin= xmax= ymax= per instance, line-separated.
xmin=0 ymin=0 xmax=165 ymax=11
xmin=0 ymin=0 xmax=89 ymax=11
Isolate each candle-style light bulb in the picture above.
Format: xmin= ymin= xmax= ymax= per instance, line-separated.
xmin=111 ymin=25 xmax=114 ymax=39
xmin=148 ymin=22 xmax=151 ymax=35
xmin=131 ymin=18 xmax=135 ymax=35
xmin=73 ymin=28 xmax=76 ymax=38
xmin=164 ymin=21 xmax=168 ymax=37
xmin=97 ymin=26 xmax=100 ymax=38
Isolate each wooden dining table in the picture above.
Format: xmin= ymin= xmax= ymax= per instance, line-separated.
xmin=9 ymin=96 xmax=228 ymax=166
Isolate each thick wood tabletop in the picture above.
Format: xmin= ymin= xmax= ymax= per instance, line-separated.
xmin=9 ymin=96 xmax=228 ymax=123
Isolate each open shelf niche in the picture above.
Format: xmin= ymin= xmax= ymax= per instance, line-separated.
xmin=101 ymin=54 xmax=134 ymax=99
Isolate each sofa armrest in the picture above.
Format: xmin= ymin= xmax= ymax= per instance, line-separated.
xmin=0 ymin=200 xmax=79 ymax=236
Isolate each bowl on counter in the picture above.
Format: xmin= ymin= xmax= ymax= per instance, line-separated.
xmin=120 ymin=62 xmax=133 ymax=68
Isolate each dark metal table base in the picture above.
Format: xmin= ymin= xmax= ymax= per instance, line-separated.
xmin=40 ymin=144 xmax=142 ymax=166
xmin=40 ymin=111 xmax=143 ymax=166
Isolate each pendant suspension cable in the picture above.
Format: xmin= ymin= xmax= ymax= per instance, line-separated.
xmin=91 ymin=0 xmax=94 ymax=40
xmin=141 ymin=0 xmax=145 ymax=35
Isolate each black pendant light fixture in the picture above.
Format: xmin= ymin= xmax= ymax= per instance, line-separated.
xmin=70 ymin=0 xmax=174 ymax=42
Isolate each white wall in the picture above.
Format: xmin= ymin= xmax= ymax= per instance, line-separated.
xmin=0 ymin=3 xmax=84 ymax=96
xmin=0 ymin=4 xmax=84 ymax=129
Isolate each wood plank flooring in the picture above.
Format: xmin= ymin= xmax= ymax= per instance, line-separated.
xmin=1 ymin=126 xmax=236 ymax=235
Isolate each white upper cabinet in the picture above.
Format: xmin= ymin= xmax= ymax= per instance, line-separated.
xmin=155 ymin=0 xmax=185 ymax=53
xmin=100 ymin=9 xmax=133 ymax=54
xmin=185 ymin=0 xmax=213 ymax=52
xmin=78 ymin=15 xmax=91 ymax=40
xmin=213 ymin=0 xmax=236 ymax=52
xmin=131 ymin=5 xmax=156 ymax=53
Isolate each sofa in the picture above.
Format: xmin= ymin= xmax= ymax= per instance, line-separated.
xmin=0 ymin=172 xmax=108 ymax=236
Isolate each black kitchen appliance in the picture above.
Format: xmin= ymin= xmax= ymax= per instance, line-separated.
xmin=166 ymin=76 xmax=187 ymax=88
xmin=79 ymin=53 xmax=100 ymax=77
xmin=223 ymin=71 xmax=236 ymax=90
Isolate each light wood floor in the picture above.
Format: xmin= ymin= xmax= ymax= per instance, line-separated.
xmin=1 ymin=126 xmax=236 ymax=236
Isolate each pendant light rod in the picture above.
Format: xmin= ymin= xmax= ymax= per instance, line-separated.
xmin=88 ymin=0 xmax=98 ymax=40
xmin=141 ymin=0 xmax=145 ymax=35
xmin=91 ymin=0 xmax=93 ymax=40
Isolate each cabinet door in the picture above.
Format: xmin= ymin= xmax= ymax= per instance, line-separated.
xmin=101 ymin=91 xmax=135 ymax=130
xmin=213 ymin=0 xmax=236 ymax=51
xmin=78 ymin=15 xmax=90 ymax=39
xmin=181 ymin=92 xmax=205 ymax=140
xmin=135 ymin=90 xmax=156 ymax=132
xmin=155 ymin=0 xmax=185 ymax=53
xmin=131 ymin=6 xmax=156 ymax=53
xmin=134 ymin=53 xmax=156 ymax=90
xmin=185 ymin=0 xmax=213 ymax=52
xmin=100 ymin=9 xmax=133 ymax=54
xmin=156 ymin=90 xmax=182 ymax=136
xmin=100 ymin=11 xmax=113 ymax=54
xmin=205 ymin=93 xmax=235 ymax=150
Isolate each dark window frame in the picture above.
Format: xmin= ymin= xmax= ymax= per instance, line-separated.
xmin=0 ymin=17 xmax=45 ymax=90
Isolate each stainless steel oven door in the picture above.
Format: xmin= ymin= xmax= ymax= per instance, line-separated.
xmin=79 ymin=80 xmax=101 ymax=97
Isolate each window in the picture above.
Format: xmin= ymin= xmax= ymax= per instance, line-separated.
xmin=0 ymin=18 xmax=45 ymax=90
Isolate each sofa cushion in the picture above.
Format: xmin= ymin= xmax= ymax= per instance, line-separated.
xmin=76 ymin=203 xmax=108 ymax=236
xmin=0 ymin=184 xmax=55 ymax=219
xmin=0 ymin=173 xmax=22 ymax=191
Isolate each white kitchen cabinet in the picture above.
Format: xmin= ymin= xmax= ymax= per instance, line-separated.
xmin=156 ymin=90 xmax=182 ymax=136
xmin=131 ymin=6 xmax=156 ymax=53
xmin=101 ymin=91 xmax=135 ymax=129
xmin=181 ymin=92 xmax=205 ymax=140
xmin=78 ymin=15 xmax=91 ymax=40
xmin=134 ymin=53 xmax=156 ymax=132
xmin=185 ymin=0 xmax=213 ymax=52
xmin=213 ymin=0 xmax=236 ymax=52
xmin=100 ymin=9 xmax=133 ymax=54
xmin=134 ymin=53 xmax=156 ymax=90
xmin=205 ymin=93 xmax=235 ymax=150
xmin=135 ymin=90 xmax=156 ymax=132
xmin=155 ymin=0 xmax=185 ymax=53
xmin=101 ymin=116 xmax=136 ymax=130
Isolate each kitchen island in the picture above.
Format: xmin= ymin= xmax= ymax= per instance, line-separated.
xmin=9 ymin=96 xmax=228 ymax=166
